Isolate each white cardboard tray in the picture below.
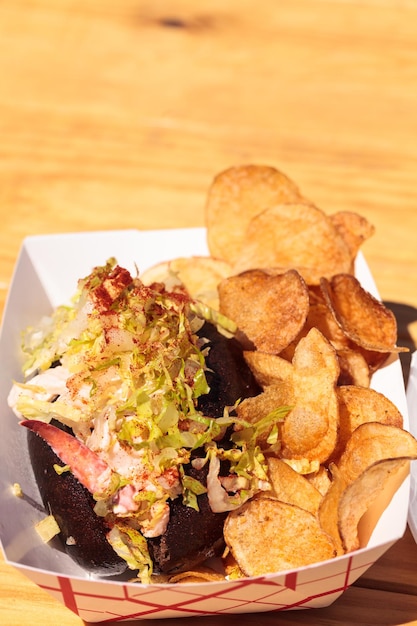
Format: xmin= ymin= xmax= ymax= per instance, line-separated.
xmin=0 ymin=229 xmax=410 ymax=622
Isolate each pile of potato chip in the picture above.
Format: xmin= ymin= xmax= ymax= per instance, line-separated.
xmin=143 ymin=165 xmax=417 ymax=581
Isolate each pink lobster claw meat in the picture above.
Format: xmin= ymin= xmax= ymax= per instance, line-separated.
xmin=21 ymin=419 xmax=116 ymax=497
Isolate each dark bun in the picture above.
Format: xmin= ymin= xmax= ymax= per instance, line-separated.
xmin=196 ymin=322 xmax=260 ymax=417
xmin=27 ymin=322 xmax=260 ymax=577
xmin=148 ymin=462 xmax=227 ymax=574
xmin=27 ymin=423 xmax=127 ymax=576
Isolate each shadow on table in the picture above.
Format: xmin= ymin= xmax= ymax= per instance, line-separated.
xmin=384 ymin=301 xmax=417 ymax=386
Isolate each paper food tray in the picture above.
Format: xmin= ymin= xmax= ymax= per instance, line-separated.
xmin=407 ymin=351 xmax=417 ymax=542
xmin=0 ymin=229 xmax=411 ymax=622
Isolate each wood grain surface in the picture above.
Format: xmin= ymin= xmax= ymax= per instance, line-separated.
xmin=1 ymin=1 xmax=417 ymax=624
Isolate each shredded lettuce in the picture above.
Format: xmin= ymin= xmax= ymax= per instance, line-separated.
xmin=189 ymin=300 xmax=237 ymax=337
xmin=179 ymin=466 xmax=207 ymax=511
xmin=107 ymin=524 xmax=153 ymax=583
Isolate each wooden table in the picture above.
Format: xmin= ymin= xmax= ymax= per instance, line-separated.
xmin=1 ymin=1 xmax=417 ymax=624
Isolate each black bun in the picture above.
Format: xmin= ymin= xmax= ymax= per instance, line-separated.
xmin=196 ymin=322 xmax=260 ymax=417
xmin=27 ymin=424 xmax=128 ymax=576
xmin=148 ymin=462 xmax=228 ymax=574
xmin=27 ymin=321 xmax=260 ymax=577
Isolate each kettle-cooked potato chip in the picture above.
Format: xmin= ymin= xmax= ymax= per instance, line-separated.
xmin=142 ymin=256 xmax=232 ymax=310
xmin=306 ymin=464 xmax=332 ymax=496
xmin=336 ymin=422 xmax=417 ymax=485
xmin=169 ymin=256 xmax=232 ymax=310
xmin=317 ymin=465 xmax=346 ymax=557
xmin=330 ymin=211 xmax=375 ymax=260
xmin=338 ymin=458 xmax=411 ymax=552
xmin=168 ymin=567 xmax=226 ymax=584
xmin=320 ymin=273 xmax=406 ymax=354
xmin=218 ymin=268 xmax=309 ymax=354
xmin=140 ymin=261 xmax=181 ymax=290
xmin=232 ymin=203 xmax=353 ymax=281
xmin=224 ymin=498 xmax=337 ymax=576
xmin=235 ymin=384 xmax=291 ymax=449
xmin=336 ymin=348 xmax=371 ymax=387
xmin=133 ymin=164 xmax=413 ymax=581
xmin=334 ymin=385 xmax=404 ymax=460
xmin=265 ymin=457 xmax=323 ymax=515
xmin=319 ymin=424 xmax=417 ymax=558
xmin=243 ymin=350 xmax=293 ymax=387
xmin=281 ymin=328 xmax=340 ymax=464
xmin=205 ymin=164 xmax=304 ymax=265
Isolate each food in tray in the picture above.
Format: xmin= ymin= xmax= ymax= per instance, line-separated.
xmin=8 ymin=164 xmax=417 ymax=583
xmin=9 ymin=261 xmax=263 ymax=581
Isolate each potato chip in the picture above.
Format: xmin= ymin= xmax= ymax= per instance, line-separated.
xmin=218 ymin=268 xmax=309 ymax=354
xmin=282 ymin=406 xmax=337 ymax=465
xmin=205 ymin=164 xmax=304 ymax=264
xmin=222 ymin=549 xmax=245 ymax=580
xmin=276 ymin=281 xmax=377 ymax=387
xmin=236 ymin=385 xmax=291 ymax=448
xmin=224 ymin=498 xmax=336 ymax=576
xmin=266 ymin=457 xmax=323 ymax=515
xmin=338 ymin=458 xmax=411 ymax=553
xmin=281 ymin=328 xmax=340 ymax=463
xmin=320 ymin=274 xmax=407 ymax=354
xmin=232 ymin=203 xmax=353 ymax=281
xmin=169 ymin=256 xmax=232 ymax=310
xmin=141 ymin=256 xmax=232 ymax=310
xmin=140 ymin=261 xmax=182 ymax=290
xmin=319 ymin=426 xmax=417 ymax=556
xmin=276 ymin=290 xmax=373 ymax=387
xmin=306 ymin=465 xmax=332 ymax=496
xmin=330 ymin=211 xmax=375 ymax=261
xmin=304 ymin=299 xmax=349 ymax=351
xmin=334 ymin=385 xmax=404 ymax=460
xmin=336 ymin=422 xmax=417 ymax=484
xmin=336 ymin=348 xmax=371 ymax=387
xmin=141 ymin=165 xmax=415 ymax=578
xmin=355 ymin=346 xmax=396 ymax=375
xmin=241 ymin=330 xmax=340 ymax=462
xmin=243 ymin=350 xmax=293 ymax=387
xmin=317 ymin=465 xmax=346 ymax=556
xmin=279 ymin=299 xmax=350 ymax=363
xmin=168 ymin=567 xmax=225 ymax=584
